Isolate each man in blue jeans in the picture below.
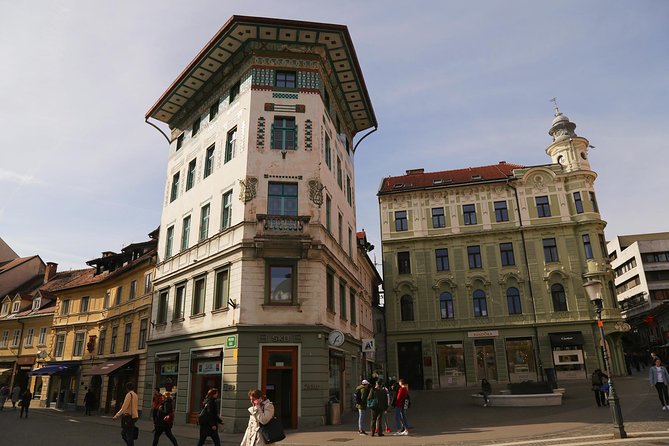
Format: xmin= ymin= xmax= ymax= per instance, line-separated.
xmin=354 ymin=379 xmax=370 ymax=435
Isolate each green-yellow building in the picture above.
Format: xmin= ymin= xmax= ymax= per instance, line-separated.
xmin=378 ymin=108 xmax=625 ymax=389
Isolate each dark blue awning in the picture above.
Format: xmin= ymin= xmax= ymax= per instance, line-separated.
xmin=28 ymin=364 xmax=72 ymax=376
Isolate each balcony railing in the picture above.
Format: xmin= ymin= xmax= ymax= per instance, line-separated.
xmin=257 ymin=214 xmax=310 ymax=233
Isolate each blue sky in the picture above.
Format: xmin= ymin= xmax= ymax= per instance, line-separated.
xmin=1 ymin=1 xmax=668 ymax=270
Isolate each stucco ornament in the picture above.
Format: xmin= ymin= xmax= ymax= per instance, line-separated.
xmin=239 ymin=176 xmax=258 ymax=203
xmin=532 ymin=175 xmax=548 ymax=192
xmin=308 ymin=179 xmax=325 ymax=207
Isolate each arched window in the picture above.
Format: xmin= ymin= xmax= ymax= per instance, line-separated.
xmin=400 ymin=295 xmax=414 ymax=321
xmin=551 ymin=284 xmax=567 ymax=311
xmin=439 ymin=292 xmax=454 ymax=319
xmin=507 ymin=287 xmax=522 ymax=315
xmin=473 ymin=289 xmax=487 ymax=317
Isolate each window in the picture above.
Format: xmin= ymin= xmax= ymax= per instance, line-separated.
xmin=214 ymin=268 xmax=229 ymax=310
xmin=138 ymin=319 xmax=148 ymax=349
xmin=129 ymin=280 xmax=136 ymax=300
xmin=157 ymin=290 xmax=168 ymax=324
xmin=225 ymin=128 xmax=236 ymax=163
xmin=97 ymin=330 xmax=106 ymax=355
xmin=326 ymin=269 xmax=335 ymax=312
xmin=338 ymin=213 xmax=343 ymax=244
xmin=272 ymin=117 xmax=296 ymax=150
xmin=221 ymin=191 xmax=233 ymax=230
xmin=73 ymin=332 xmax=85 ymax=356
xmin=25 ymin=328 xmax=34 ymax=347
xmin=174 ymin=283 xmax=185 ymax=320
xmin=80 ymin=296 xmax=90 ymax=313
xmin=229 ymin=80 xmax=240 ymax=103
xmin=349 ymin=289 xmax=356 ymax=325
xmin=55 ymin=333 xmax=65 ymax=357
xmin=573 ymin=192 xmax=584 ymax=214
xmin=468 ymin=246 xmax=482 ymax=269
xmin=473 ymin=289 xmax=488 ymax=317
xmin=186 ymin=159 xmax=196 ymax=191
xmin=440 ymin=292 xmax=454 ymax=319
xmin=192 ymin=117 xmax=200 ymax=136
xmin=275 ymin=70 xmax=296 ymax=88
xmin=204 ymin=144 xmax=215 ymax=177
xmin=324 ymin=135 xmax=332 ymax=170
xmin=268 ymin=182 xmax=298 ymax=216
xmin=115 ymin=286 xmax=123 ymax=305
xmin=431 ymin=207 xmax=446 ymax=228
xmin=32 ymin=297 xmax=41 ymax=311
xmin=170 ymin=172 xmax=180 ymax=202
xmin=192 ymin=276 xmax=206 ymax=315
xmin=0 ymin=302 xmax=7 ymax=315
xmin=61 ymin=299 xmax=70 ymax=315
xmin=436 ymin=249 xmax=449 ymax=272
xmin=209 ymin=101 xmax=219 ymax=120
xmin=500 ymin=243 xmax=515 ymax=266
xmin=123 ymin=324 xmax=132 ymax=352
xmin=11 ymin=329 xmax=20 ymax=347
xmin=12 ymin=301 xmax=20 ymax=313
xmin=589 ymin=192 xmax=599 ymax=212
xmin=551 ymin=284 xmax=567 ymax=311
xmin=199 ymin=204 xmax=210 ymax=241
xmin=110 ymin=326 xmax=118 ymax=354
xmin=339 ymin=280 xmax=347 ymax=320
xmin=398 ymin=252 xmax=411 ymax=274
xmin=494 ymin=201 xmax=509 ymax=222
xmin=0 ymin=330 xmax=8 ymax=348
xmin=395 ymin=211 xmax=408 ymax=231
xmin=543 ymin=238 xmax=559 ymax=263
xmin=507 ymin=287 xmax=522 ymax=314
xmin=348 ymin=228 xmax=353 ymax=257
xmin=268 ymin=263 xmax=294 ymax=304
xmin=176 ymin=133 xmax=184 ymax=151
xmin=463 ymin=204 xmax=477 ymax=225
xmin=400 ymin=295 xmax=414 ymax=321
xmin=181 ymin=215 xmax=191 ymax=251
xmin=38 ymin=327 xmax=47 ymax=346
xmin=103 ymin=291 xmax=110 ymax=309
xmin=346 ymin=176 xmax=352 ymax=205
xmin=325 ymin=195 xmax=331 ymax=232
xmin=336 ymin=157 xmax=342 ymax=188
xmin=536 ymin=196 xmax=551 ymax=217
xmin=144 ymin=273 xmax=152 ymax=294
xmin=583 ymin=234 xmax=594 ymax=259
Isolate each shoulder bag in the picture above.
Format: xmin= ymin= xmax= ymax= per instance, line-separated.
xmin=260 ymin=417 xmax=286 ymax=444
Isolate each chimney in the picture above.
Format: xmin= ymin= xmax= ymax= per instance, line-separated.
xmin=44 ymin=262 xmax=58 ymax=282
xmin=405 ymin=168 xmax=425 ymax=175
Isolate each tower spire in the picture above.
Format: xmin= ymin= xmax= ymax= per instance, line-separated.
xmin=549 ymin=97 xmax=560 ymax=116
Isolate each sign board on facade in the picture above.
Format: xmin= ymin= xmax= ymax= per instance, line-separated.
xmin=197 ymin=361 xmax=221 ymax=375
xmin=467 ymin=330 xmax=499 ymax=338
xmin=226 ymin=335 xmax=237 ymax=348
xmin=362 ymin=339 xmax=375 ymax=352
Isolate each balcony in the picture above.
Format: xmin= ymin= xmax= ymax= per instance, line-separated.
xmin=256 ymin=214 xmax=310 ymax=233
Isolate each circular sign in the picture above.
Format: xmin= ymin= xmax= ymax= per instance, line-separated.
xmin=328 ymin=330 xmax=345 ymax=347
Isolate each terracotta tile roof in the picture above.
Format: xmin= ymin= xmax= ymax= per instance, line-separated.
xmin=0 ymin=255 xmax=41 ymax=273
xmin=40 ymin=268 xmax=92 ymax=292
xmin=378 ymin=162 xmax=525 ymax=195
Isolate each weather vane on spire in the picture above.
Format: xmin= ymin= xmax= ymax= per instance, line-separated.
xmin=549 ymin=97 xmax=560 ymax=116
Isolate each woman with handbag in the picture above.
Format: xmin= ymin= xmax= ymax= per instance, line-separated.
xmin=241 ymin=389 xmax=281 ymax=445
xmin=152 ymin=387 xmax=178 ymax=446
xmin=112 ymin=382 xmax=139 ymax=446
xmin=197 ymin=388 xmax=223 ymax=446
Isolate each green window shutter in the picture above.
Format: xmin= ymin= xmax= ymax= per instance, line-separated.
xmin=294 ymin=124 xmax=298 ymax=150
xmin=270 ymin=123 xmax=274 ymax=149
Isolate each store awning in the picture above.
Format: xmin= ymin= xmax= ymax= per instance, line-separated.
xmin=85 ymin=358 xmax=134 ymax=376
xmin=0 ymin=368 xmax=11 ymax=374
xmin=549 ymin=332 xmax=585 ymax=347
xmin=28 ymin=364 xmax=72 ymax=376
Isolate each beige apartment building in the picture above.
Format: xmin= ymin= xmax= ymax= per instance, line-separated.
xmin=379 ymin=108 xmax=626 ymax=389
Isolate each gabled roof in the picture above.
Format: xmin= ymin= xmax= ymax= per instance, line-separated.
xmin=0 ymin=255 xmax=41 ymax=273
xmin=378 ymin=162 xmax=525 ymax=195
xmin=146 ymin=15 xmax=376 ymax=135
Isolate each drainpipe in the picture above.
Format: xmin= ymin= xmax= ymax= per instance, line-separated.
xmin=507 ymin=179 xmax=544 ymax=382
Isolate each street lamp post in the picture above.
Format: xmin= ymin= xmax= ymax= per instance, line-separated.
xmin=583 ymin=279 xmax=627 ymax=439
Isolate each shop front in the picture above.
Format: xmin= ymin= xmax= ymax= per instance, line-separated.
xmin=189 ymin=348 xmax=223 ymax=424
xmin=436 ymin=341 xmax=466 ymax=388
xmin=29 ymin=361 xmax=81 ymax=410
xmin=85 ymin=357 xmax=137 ymax=414
xmin=549 ymin=332 xmax=586 ymax=381
xmin=15 ymin=356 xmax=36 ymax=390
xmin=504 ymin=337 xmax=538 ymax=383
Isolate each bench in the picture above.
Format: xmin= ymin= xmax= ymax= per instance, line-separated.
xmin=471 ymin=392 xmax=563 ymax=407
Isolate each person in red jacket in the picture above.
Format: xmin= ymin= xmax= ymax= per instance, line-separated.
xmin=392 ymin=379 xmax=410 ymax=436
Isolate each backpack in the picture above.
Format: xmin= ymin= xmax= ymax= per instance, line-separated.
xmin=354 ymin=388 xmax=362 ymax=406
xmin=197 ymin=403 xmax=209 ymax=425
xmin=158 ymin=397 xmax=172 ymax=418
xmin=366 ymin=389 xmax=378 ymax=410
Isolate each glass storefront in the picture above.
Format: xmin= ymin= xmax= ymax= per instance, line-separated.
xmin=504 ymin=338 xmax=537 ymax=382
xmin=549 ymin=332 xmax=586 ymax=381
xmin=190 ymin=349 xmax=222 ymax=422
xmin=155 ymin=353 xmax=179 ymax=402
xmin=474 ymin=339 xmax=498 ymax=382
xmin=436 ymin=342 xmax=465 ymax=387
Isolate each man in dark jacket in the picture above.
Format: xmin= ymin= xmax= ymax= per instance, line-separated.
xmin=370 ymin=380 xmax=388 ymax=436
xmin=354 ymin=379 xmax=370 ymax=435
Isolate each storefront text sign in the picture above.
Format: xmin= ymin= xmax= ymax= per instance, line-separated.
xmin=226 ymin=335 xmax=237 ymax=348
xmin=467 ymin=330 xmax=499 ymax=338
xmin=362 ymin=339 xmax=375 ymax=352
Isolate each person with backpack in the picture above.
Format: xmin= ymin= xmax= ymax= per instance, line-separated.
xmin=354 ymin=379 xmax=370 ymax=435
xmin=197 ymin=388 xmax=222 ymax=446
xmin=392 ymin=379 xmax=410 ymax=436
xmin=152 ymin=386 xmax=178 ymax=446
xmin=369 ymin=380 xmax=388 ymax=436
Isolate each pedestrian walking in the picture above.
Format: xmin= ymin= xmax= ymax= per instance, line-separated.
xmin=369 ymin=380 xmax=388 ymax=436
xmin=84 ymin=388 xmax=96 ymax=415
xmin=392 ymin=378 xmax=410 ymax=436
xmin=241 ymin=389 xmax=276 ymax=446
xmin=11 ymin=385 xmax=20 ymax=409
xmin=591 ymin=369 xmax=609 ymax=407
xmin=112 ymin=382 xmax=139 ymax=446
xmin=19 ymin=388 xmax=31 ymax=418
xmin=480 ymin=378 xmax=492 ymax=407
xmin=152 ymin=386 xmax=178 ymax=446
xmin=649 ymin=358 xmax=669 ymax=410
xmin=196 ymin=388 xmax=222 ymax=446
xmin=151 ymin=387 xmax=164 ymax=423
xmin=354 ymin=379 xmax=370 ymax=435
xmin=381 ymin=381 xmax=392 ymax=434
xmin=0 ymin=384 xmax=9 ymax=410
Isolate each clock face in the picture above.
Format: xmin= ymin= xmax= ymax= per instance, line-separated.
xmin=328 ymin=330 xmax=344 ymax=347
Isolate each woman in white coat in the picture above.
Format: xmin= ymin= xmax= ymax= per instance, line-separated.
xmin=240 ymin=389 xmax=275 ymax=446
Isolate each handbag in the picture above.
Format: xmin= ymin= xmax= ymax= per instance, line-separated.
xmin=260 ymin=417 xmax=286 ymax=444
xmin=133 ymin=426 xmax=139 ymax=440
xmin=121 ymin=414 xmax=134 ymax=429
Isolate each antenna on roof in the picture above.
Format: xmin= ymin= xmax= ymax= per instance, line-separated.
xmin=549 ymin=97 xmax=560 ymax=116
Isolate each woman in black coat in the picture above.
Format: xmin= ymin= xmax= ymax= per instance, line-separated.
xmin=197 ymin=388 xmax=222 ymax=446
